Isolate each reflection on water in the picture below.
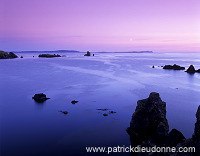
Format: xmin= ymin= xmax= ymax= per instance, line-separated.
xmin=0 ymin=52 xmax=200 ymax=156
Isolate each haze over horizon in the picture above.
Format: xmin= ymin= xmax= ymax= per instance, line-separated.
xmin=0 ymin=0 xmax=200 ymax=52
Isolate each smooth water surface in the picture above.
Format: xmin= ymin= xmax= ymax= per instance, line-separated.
xmin=1 ymin=52 xmax=200 ymax=156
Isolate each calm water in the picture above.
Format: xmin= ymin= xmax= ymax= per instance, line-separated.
xmin=0 ymin=52 xmax=200 ymax=156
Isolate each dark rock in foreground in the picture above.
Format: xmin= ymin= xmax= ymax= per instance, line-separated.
xmin=192 ymin=105 xmax=200 ymax=154
xmin=127 ymin=92 xmax=169 ymax=145
xmin=127 ymin=92 xmax=200 ymax=155
xmin=32 ymin=93 xmax=50 ymax=102
xmin=174 ymin=106 xmax=200 ymax=156
xmin=163 ymin=64 xmax=185 ymax=70
xmin=0 ymin=51 xmax=18 ymax=59
xmin=38 ymin=54 xmax=61 ymax=58
xmin=167 ymin=129 xmax=185 ymax=147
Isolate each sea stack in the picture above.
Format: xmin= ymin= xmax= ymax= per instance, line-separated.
xmin=127 ymin=92 xmax=169 ymax=145
xmin=185 ymin=65 xmax=196 ymax=73
xmin=127 ymin=93 xmax=200 ymax=155
xmin=84 ymin=51 xmax=91 ymax=56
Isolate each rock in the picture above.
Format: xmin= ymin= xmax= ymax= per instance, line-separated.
xmin=169 ymin=106 xmax=200 ymax=156
xmin=20 ymin=56 xmax=23 ymax=58
xmin=84 ymin=51 xmax=91 ymax=56
xmin=38 ymin=54 xmax=61 ymax=58
xmin=173 ymin=106 xmax=200 ymax=155
xmin=32 ymin=93 xmax=50 ymax=102
xmin=59 ymin=111 xmax=68 ymax=115
xmin=163 ymin=64 xmax=185 ymax=70
xmin=196 ymin=69 xmax=200 ymax=73
xmin=127 ymin=93 xmax=200 ymax=155
xmin=167 ymin=129 xmax=185 ymax=147
xmin=103 ymin=113 xmax=108 ymax=116
xmin=185 ymin=65 xmax=196 ymax=73
xmin=97 ymin=109 xmax=109 ymax=111
xmin=192 ymin=106 xmax=200 ymax=152
xmin=71 ymin=100 xmax=78 ymax=104
xmin=127 ymin=92 xmax=169 ymax=145
xmin=152 ymin=65 xmax=155 ymax=68
xmin=9 ymin=52 xmax=18 ymax=58
xmin=0 ymin=51 xmax=18 ymax=59
xmin=109 ymin=111 xmax=116 ymax=114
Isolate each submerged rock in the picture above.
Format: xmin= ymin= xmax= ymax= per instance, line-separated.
xmin=109 ymin=111 xmax=116 ymax=114
xmin=0 ymin=51 xmax=18 ymax=59
xmin=59 ymin=111 xmax=68 ymax=115
xmin=38 ymin=54 xmax=61 ymax=58
xmin=163 ymin=64 xmax=185 ymax=70
xmin=32 ymin=93 xmax=50 ymax=102
xmin=71 ymin=100 xmax=79 ymax=104
xmin=103 ymin=113 xmax=108 ymax=116
xmin=127 ymin=92 xmax=169 ymax=145
xmin=97 ymin=109 xmax=109 ymax=111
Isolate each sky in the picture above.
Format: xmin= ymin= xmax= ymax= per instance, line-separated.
xmin=0 ymin=0 xmax=200 ymax=52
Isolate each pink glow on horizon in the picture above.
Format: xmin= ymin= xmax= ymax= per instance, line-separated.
xmin=0 ymin=0 xmax=200 ymax=52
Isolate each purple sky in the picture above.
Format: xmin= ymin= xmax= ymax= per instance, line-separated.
xmin=0 ymin=0 xmax=200 ymax=52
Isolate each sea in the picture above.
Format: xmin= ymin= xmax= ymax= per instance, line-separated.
xmin=1 ymin=51 xmax=200 ymax=156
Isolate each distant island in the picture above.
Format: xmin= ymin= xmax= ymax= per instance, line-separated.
xmin=95 ymin=51 xmax=153 ymax=53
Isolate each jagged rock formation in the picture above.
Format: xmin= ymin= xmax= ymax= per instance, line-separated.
xmin=32 ymin=93 xmax=50 ymax=102
xmin=38 ymin=54 xmax=61 ymax=58
xmin=173 ymin=106 xmax=200 ymax=156
xmin=185 ymin=65 xmax=196 ymax=73
xmin=163 ymin=64 xmax=185 ymax=70
xmin=127 ymin=92 xmax=200 ymax=156
xmin=192 ymin=105 xmax=200 ymax=155
xmin=127 ymin=92 xmax=169 ymax=145
xmin=185 ymin=65 xmax=200 ymax=74
xmin=0 ymin=51 xmax=18 ymax=59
